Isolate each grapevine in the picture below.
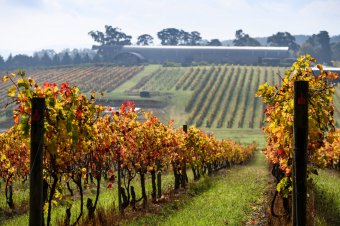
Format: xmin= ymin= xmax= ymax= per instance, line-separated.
xmin=1 ymin=70 xmax=257 ymax=225
xmin=256 ymin=55 xmax=339 ymax=197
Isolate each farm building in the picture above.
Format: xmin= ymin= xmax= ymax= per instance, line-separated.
xmin=100 ymin=45 xmax=290 ymax=65
xmin=311 ymin=67 xmax=340 ymax=74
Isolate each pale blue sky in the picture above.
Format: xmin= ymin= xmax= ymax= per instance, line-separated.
xmin=0 ymin=0 xmax=339 ymax=58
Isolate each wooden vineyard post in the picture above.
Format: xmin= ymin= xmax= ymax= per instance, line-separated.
xmin=29 ymin=98 xmax=45 ymax=226
xmin=181 ymin=125 xmax=188 ymax=189
xmin=117 ymin=155 xmax=123 ymax=214
xmin=115 ymin=111 xmax=123 ymax=214
xmin=293 ymin=81 xmax=308 ymax=226
xmin=183 ymin=124 xmax=188 ymax=133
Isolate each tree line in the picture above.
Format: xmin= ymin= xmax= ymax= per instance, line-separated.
xmin=1 ymin=26 xmax=340 ymax=69
xmin=0 ymin=48 xmax=100 ymax=70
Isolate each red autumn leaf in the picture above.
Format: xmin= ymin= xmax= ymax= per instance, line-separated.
xmin=19 ymin=104 xmax=25 ymax=113
xmin=60 ymin=82 xmax=69 ymax=89
xmin=109 ymin=175 xmax=115 ymax=182
xmin=107 ymin=183 xmax=113 ymax=189
xmin=43 ymin=82 xmax=49 ymax=88
xmin=278 ymin=149 xmax=286 ymax=157
xmin=60 ymin=82 xmax=70 ymax=94
xmin=65 ymin=90 xmax=70 ymax=97
xmin=107 ymin=169 xmax=113 ymax=176
xmin=13 ymin=115 xmax=19 ymax=124
xmin=91 ymin=163 xmax=96 ymax=169
xmin=76 ymin=108 xmax=83 ymax=120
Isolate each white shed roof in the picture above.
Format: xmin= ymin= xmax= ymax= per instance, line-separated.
xmin=123 ymin=45 xmax=289 ymax=51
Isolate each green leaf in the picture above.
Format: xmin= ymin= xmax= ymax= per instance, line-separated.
xmin=17 ymin=78 xmax=29 ymax=89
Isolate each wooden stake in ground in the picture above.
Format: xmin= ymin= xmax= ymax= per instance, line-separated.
xmin=29 ymin=98 xmax=45 ymax=226
xmin=293 ymin=81 xmax=308 ymax=226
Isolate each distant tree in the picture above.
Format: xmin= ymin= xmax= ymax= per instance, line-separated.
xmin=157 ymin=28 xmax=182 ymax=45
xmin=10 ymin=54 xmax=33 ymax=69
xmin=0 ymin=55 xmax=5 ymax=69
xmin=88 ymin=25 xmax=132 ymax=60
xmin=158 ymin=28 xmax=203 ymax=46
xmin=207 ymin=39 xmax=222 ymax=46
xmin=52 ymin=54 xmax=61 ymax=66
xmin=40 ymin=53 xmax=52 ymax=66
xmin=233 ymin=29 xmax=261 ymax=46
xmin=189 ymin=31 xmax=202 ymax=46
xmin=92 ymin=54 xmax=102 ymax=63
xmin=300 ymin=31 xmax=332 ymax=64
xmin=5 ymin=54 xmax=13 ymax=69
xmin=59 ymin=48 xmax=71 ymax=58
xmin=32 ymin=54 xmax=40 ymax=67
xmin=267 ymin=32 xmax=300 ymax=52
xmin=179 ymin=30 xmax=191 ymax=45
xmin=316 ymin=31 xmax=332 ymax=64
xmin=33 ymin=49 xmax=56 ymax=59
xmin=331 ymin=42 xmax=340 ymax=61
xmin=299 ymin=42 xmax=318 ymax=58
xmin=137 ymin=34 xmax=154 ymax=45
xmin=73 ymin=53 xmax=82 ymax=65
xmin=70 ymin=49 xmax=79 ymax=59
xmin=89 ymin=26 xmax=132 ymax=46
xmin=75 ymin=48 xmax=96 ymax=59
xmin=60 ymin=52 xmax=72 ymax=65
xmin=82 ymin=53 xmax=91 ymax=64
xmin=178 ymin=30 xmax=203 ymax=46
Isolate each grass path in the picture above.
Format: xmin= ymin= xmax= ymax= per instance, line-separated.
xmin=313 ymin=169 xmax=340 ymax=225
xmin=113 ymin=64 xmax=160 ymax=93
xmin=126 ymin=151 xmax=270 ymax=226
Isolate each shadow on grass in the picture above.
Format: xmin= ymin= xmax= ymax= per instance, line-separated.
xmin=152 ymin=176 xmax=216 ymax=215
xmin=120 ymin=174 xmax=221 ymax=226
xmin=0 ymin=200 xmax=29 ymax=222
xmin=314 ymin=185 xmax=340 ymax=226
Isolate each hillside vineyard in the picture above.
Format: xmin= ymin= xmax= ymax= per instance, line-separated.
xmin=1 ymin=64 xmax=340 ymax=129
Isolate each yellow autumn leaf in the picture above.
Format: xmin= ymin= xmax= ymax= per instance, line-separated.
xmin=0 ymin=153 xmax=6 ymax=162
xmin=8 ymin=85 xmax=17 ymax=97
xmin=52 ymin=200 xmax=58 ymax=206
xmin=9 ymin=167 xmax=15 ymax=174
xmin=43 ymin=203 xmax=49 ymax=214
xmin=28 ymin=77 xmax=35 ymax=86
xmin=2 ymin=75 xmax=8 ymax=82
xmin=81 ymin=168 xmax=87 ymax=174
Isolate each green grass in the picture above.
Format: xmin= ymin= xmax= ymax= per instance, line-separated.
xmin=0 ymin=181 xmax=30 ymax=225
xmin=312 ymin=169 xmax=340 ymax=226
xmin=204 ymin=128 xmax=266 ymax=148
xmin=141 ymin=67 xmax=186 ymax=91
xmin=114 ymin=65 xmax=161 ymax=92
xmin=333 ymin=61 xmax=340 ymax=67
xmin=126 ymin=151 xmax=270 ymax=226
xmin=1 ymin=152 xmax=269 ymax=226
xmin=167 ymin=91 xmax=193 ymax=126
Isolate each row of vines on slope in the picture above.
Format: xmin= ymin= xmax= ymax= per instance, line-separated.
xmin=187 ymin=66 xmax=221 ymax=126
xmin=183 ymin=65 xmax=286 ymax=129
xmin=256 ymin=55 xmax=340 ymax=219
xmin=0 ymin=71 xmax=256 ymax=225
xmin=0 ymin=65 xmax=143 ymax=109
